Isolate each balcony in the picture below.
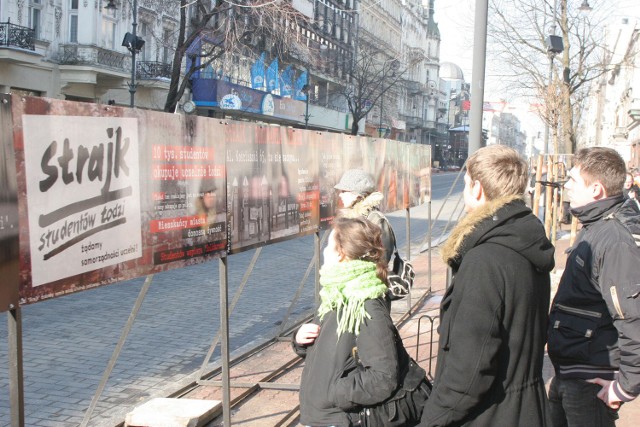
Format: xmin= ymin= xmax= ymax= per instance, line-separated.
xmin=406 ymin=81 xmax=423 ymax=95
xmin=0 ymin=22 xmax=35 ymax=51
xmin=137 ymin=61 xmax=172 ymax=80
xmin=407 ymin=116 xmax=424 ymax=128
xmin=59 ymin=44 xmax=127 ymax=71
xmin=629 ymin=98 xmax=640 ymax=122
xmin=612 ymin=126 xmax=628 ymax=141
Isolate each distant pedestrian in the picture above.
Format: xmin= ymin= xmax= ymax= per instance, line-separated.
xmin=293 ymin=217 xmax=428 ymax=427
xmin=334 ymin=169 xmax=395 ymax=264
xmin=547 ymin=147 xmax=640 ymax=427
xmin=420 ymin=145 xmax=554 ymax=426
xmin=623 ymin=172 xmax=634 ymax=198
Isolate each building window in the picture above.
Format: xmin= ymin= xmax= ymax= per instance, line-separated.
xmin=69 ymin=0 xmax=79 ymax=43
xmin=162 ymin=28 xmax=172 ymax=64
xmin=101 ymin=7 xmax=117 ymax=50
xmin=139 ymin=22 xmax=149 ymax=61
xmin=29 ymin=0 xmax=42 ymax=39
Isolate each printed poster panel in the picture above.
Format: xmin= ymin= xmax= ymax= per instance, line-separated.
xmin=226 ymin=122 xmax=270 ymax=253
xmin=411 ymin=144 xmax=431 ymax=206
xmin=342 ymin=134 xmax=365 ymax=170
xmin=359 ymin=136 xmax=378 ymax=176
xmin=372 ymin=139 xmax=400 ymax=213
xmin=397 ymin=142 xmax=411 ymax=209
xmin=268 ymin=127 xmax=319 ymax=241
xmin=21 ymin=114 xmax=142 ymax=287
xmin=147 ymin=115 xmax=227 ymax=265
xmin=12 ymin=96 xmax=227 ymax=304
xmin=0 ymin=94 xmax=19 ymax=312
xmin=318 ymin=132 xmax=343 ymax=229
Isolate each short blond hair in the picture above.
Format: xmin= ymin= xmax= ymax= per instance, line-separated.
xmin=466 ymin=145 xmax=528 ymax=201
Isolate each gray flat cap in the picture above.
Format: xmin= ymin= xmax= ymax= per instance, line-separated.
xmin=334 ymin=169 xmax=376 ymax=195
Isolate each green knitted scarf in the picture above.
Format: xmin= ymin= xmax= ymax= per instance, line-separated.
xmin=318 ymin=260 xmax=388 ymax=337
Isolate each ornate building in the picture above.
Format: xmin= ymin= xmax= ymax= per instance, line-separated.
xmin=0 ymin=0 xmax=178 ymax=109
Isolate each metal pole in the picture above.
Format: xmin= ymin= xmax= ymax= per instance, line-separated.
xmin=219 ymin=256 xmax=231 ymax=427
xmin=468 ymin=0 xmax=489 ymax=155
xmin=304 ymin=70 xmax=310 ymax=129
xmin=405 ymin=207 xmax=412 ymax=311
xmin=305 ymin=97 xmax=310 ymax=129
xmin=8 ymin=306 xmax=24 ymax=427
xmin=314 ymin=231 xmax=321 ymax=308
xmin=379 ymin=87 xmax=384 ymax=138
xmin=129 ymin=0 xmax=138 ymax=108
xmin=80 ymin=275 xmax=153 ymax=427
xmin=427 ymin=200 xmax=432 ymax=293
xmin=543 ymin=0 xmax=558 ymax=154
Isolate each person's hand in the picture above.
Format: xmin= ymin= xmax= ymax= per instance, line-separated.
xmin=586 ymin=378 xmax=622 ymax=410
xmin=296 ymin=323 xmax=320 ymax=345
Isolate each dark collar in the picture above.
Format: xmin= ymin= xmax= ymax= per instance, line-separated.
xmin=570 ymin=195 xmax=624 ymax=226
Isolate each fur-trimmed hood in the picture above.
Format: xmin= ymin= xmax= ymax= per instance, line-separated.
xmin=337 ymin=192 xmax=384 ymax=219
xmin=442 ymin=195 xmax=555 ymax=273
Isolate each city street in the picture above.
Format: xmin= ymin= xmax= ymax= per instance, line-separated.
xmin=0 ymin=172 xmax=464 ymax=427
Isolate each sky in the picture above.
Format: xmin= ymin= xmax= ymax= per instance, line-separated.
xmin=434 ymin=0 xmax=640 ymax=100
xmin=433 ymin=0 xmax=640 ymax=147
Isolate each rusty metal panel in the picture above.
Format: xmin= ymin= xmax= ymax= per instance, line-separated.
xmin=0 ymin=94 xmax=20 ymax=312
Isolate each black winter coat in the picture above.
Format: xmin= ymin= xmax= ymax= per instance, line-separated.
xmin=420 ymin=197 xmax=555 ymax=427
xmin=293 ymin=297 xmax=400 ymax=427
xmin=548 ymin=196 xmax=640 ymax=400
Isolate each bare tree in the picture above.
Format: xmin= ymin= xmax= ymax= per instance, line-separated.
xmin=163 ymin=0 xmax=313 ymax=113
xmin=486 ymin=0 xmax=614 ymax=153
xmin=339 ymin=47 xmax=406 ymax=135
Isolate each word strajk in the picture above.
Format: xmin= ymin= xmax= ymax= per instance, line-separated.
xmin=39 ymin=127 xmax=130 ymax=195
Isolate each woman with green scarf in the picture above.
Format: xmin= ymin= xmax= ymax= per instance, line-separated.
xmin=293 ymin=217 xmax=419 ymax=427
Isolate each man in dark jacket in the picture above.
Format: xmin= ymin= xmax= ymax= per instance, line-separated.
xmin=420 ymin=145 xmax=555 ymax=426
xmin=547 ymin=147 xmax=640 ymax=427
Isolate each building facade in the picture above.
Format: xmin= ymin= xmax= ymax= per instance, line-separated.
xmin=0 ymin=0 xmax=178 ymax=108
xmin=2 ymin=0 xmax=452 ymax=156
xmin=579 ymin=17 xmax=640 ymax=168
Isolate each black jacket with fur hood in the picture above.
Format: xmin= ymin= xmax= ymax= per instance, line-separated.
xmin=420 ymin=196 xmax=555 ymax=427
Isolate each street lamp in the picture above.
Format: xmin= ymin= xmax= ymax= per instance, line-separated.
xmin=579 ymin=0 xmax=592 ymax=12
xmin=301 ymin=82 xmax=311 ymax=129
xmin=543 ymin=0 xmax=563 ymax=154
xmin=105 ymin=0 xmax=144 ymax=108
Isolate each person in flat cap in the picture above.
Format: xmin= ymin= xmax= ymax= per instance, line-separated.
xmin=334 ymin=169 xmax=396 ymax=264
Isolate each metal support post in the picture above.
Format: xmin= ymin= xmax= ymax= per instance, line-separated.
xmin=219 ymin=256 xmax=231 ymax=427
xmin=468 ymin=0 xmax=489 ymax=155
xmin=129 ymin=0 xmax=138 ymax=107
xmin=8 ymin=306 xmax=24 ymax=427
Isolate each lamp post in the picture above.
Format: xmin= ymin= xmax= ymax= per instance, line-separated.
xmin=301 ymin=69 xmax=311 ymax=129
xmin=301 ymin=83 xmax=311 ymax=129
xmin=378 ymin=92 xmax=384 ymax=138
xmin=105 ymin=0 xmax=144 ymax=108
xmin=543 ymin=0 xmax=563 ymax=154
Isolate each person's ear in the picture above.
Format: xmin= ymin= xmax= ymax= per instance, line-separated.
xmin=472 ymin=179 xmax=484 ymax=202
xmin=592 ymin=181 xmax=606 ymax=199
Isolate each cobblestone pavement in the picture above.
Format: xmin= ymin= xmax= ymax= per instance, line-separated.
xmin=0 ymin=173 xmax=463 ymax=426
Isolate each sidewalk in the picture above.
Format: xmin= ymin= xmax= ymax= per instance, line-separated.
xmin=188 ymin=223 xmax=639 ymax=426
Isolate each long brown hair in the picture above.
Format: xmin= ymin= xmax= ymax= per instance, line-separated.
xmin=332 ymin=217 xmax=388 ymax=284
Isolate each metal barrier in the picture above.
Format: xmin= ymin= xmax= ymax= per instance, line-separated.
xmin=416 ymin=314 xmax=440 ymax=381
